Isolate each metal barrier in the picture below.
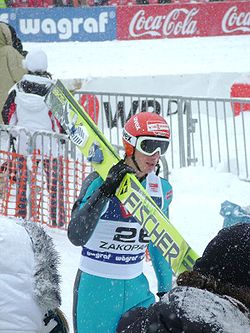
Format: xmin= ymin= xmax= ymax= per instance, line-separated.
xmin=1 ymin=92 xmax=249 ymax=227
xmin=75 ymin=91 xmax=250 ymax=180
xmin=0 ymin=125 xmax=91 ymax=228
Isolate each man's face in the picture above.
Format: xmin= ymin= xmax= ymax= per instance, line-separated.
xmin=133 ymin=149 xmax=160 ymax=175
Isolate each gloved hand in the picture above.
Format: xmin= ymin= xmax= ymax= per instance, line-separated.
xmin=157 ymin=291 xmax=167 ymax=301
xmin=42 ymin=311 xmax=58 ymax=333
xmin=99 ymin=160 xmax=135 ymax=198
xmin=43 ymin=309 xmax=69 ymax=333
xmin=154 ymin=302 xmax=184 ymax=333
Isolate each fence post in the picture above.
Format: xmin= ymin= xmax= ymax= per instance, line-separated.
xmin=186 ymin=100 xmax=198 ymax=166
xmin=177 ymin=99 xmax=186 ymax=168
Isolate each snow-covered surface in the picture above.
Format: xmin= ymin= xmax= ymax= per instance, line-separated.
xmin=25 ymin=35 xmax=250 ymax=79
xmin=20 ymin=35 xmax=250 ymax=331
xmin=162 ymin=286 xmax=250 ymax=333
xmin=24 ymin=34 xmax=250 ymax=97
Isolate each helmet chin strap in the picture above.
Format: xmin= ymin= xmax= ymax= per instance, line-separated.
xmin=132 ymin=153 xmax=142 ymax=173
xmin=155 ymin=163 xmax=160 ymax=176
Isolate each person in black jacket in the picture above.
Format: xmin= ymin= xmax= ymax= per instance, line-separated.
xmin=116 ymin=223 xmax=250 ymax=333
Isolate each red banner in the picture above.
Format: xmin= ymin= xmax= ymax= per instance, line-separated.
xmin=117 ymin=1 xmax=250 ymax=40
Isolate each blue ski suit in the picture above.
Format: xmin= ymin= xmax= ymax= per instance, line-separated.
xmin=68 ymin=171 xmax=173 ymax=333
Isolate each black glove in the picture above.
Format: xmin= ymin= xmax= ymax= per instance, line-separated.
xmin=155 ymin=302 xmax=184 ymax=333
xmin=146 ymin=304 xmax=173 ymax=333
xmin=157 ymin=291 xmax=167 ymax=301
xmin=43 ymin=309 xmax=69 ymax=333
xmin=99 ymin=160 xmax=135 ymax=198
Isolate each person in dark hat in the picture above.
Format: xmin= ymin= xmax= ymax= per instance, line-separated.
xmin=116 ymin=223 xmax=250 ymax=333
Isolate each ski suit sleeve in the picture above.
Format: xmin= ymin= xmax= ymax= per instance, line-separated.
xmin=67 ymin=172 xmax=109 ymax=247
xmin=148 ymin=243 xmax=173 ymax=293
xmin=148 ymin=178 xmax=173 ymax=294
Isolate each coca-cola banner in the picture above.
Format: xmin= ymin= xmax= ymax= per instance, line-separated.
xmin=117 ymin=1 xmax=250 ymax=40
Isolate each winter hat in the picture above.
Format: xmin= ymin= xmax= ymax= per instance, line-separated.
xmin=194 ymin=223 xmax=250 ymax=288
xmin=23 ymin=49 xmax=48 ymax=72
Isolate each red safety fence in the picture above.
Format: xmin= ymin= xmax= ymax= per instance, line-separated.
xmin=0 ymin=149 xmax=91 ymax=229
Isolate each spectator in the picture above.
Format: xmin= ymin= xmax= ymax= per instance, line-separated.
xmin=53 ymin=0 xmax=74 ymax=6
xmin=117 ymin=223 xmax=250 ymax=333
xmin=8 ymin=0 xmax=54 ymax=7
xmin=136 ymin=0 xmax=149 ymax=4
xmin=0 ymin=0 xmax=6 ymax=7
xmin=2 ymin=48 xmax=65 ymax=227
xmin=158 ymin=0 xmax=171 ymax=3
xmin=0 ymin=215 xmax=69 ymax=332
xmin=93 ymin=0 xmax=108 ymax=6
xmin=68 ymin=112 xmax=173 ymax=333
xmin=3 ymin=22 xmax=28 ymax=57
xmin=0 ymin=22 xmax=26 ymax=123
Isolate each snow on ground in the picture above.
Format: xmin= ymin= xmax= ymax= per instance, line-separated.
xmin=23 ymin=34 xmax=250 ymax=331
xmin=24 ymin=35 xmax=250 ymax=79
xmin=25 ymin=34 xmax=250 ymax=97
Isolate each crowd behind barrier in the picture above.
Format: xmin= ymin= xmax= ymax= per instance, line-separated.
xmin=2 ymin=0 xmax=239 ymax=8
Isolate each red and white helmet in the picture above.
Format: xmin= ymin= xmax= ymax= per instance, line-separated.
xmin=122 ymin=112 xmax=170 ymax=157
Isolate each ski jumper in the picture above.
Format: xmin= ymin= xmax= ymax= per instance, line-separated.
xmin=68 ymin=171 xmax=173 ymax=333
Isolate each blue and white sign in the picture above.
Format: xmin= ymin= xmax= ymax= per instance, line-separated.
xmin=0 ymin=8 xmax=116 ymax=42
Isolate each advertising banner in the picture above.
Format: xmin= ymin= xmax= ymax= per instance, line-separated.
xmin=0 ymin=7 xmax=116 ymax=42
xmin=1 ymin=1 xmax=250 ymax=42
xmin=117 ymin=1 xmax=250 ymax=40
